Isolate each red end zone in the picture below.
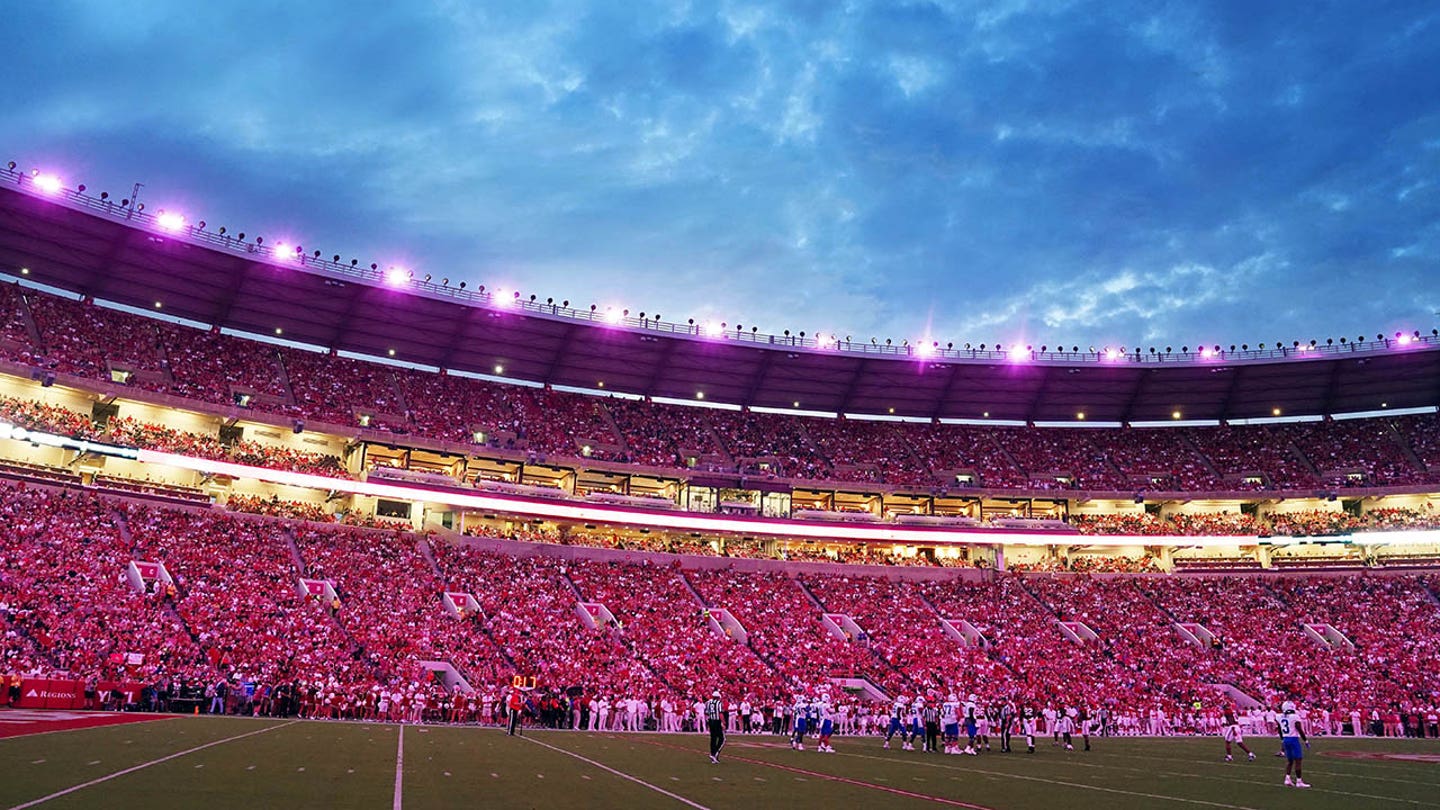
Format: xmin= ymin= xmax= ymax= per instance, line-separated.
xmin=0 ymin=709 xmax=173 ymax=739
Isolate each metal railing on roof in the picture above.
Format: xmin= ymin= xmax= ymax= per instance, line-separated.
xmin=5 ymin=165 xmax=1437 ymax=366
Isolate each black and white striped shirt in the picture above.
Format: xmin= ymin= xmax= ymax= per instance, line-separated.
xmin=705 ymin=699 xmax=723 ymax=721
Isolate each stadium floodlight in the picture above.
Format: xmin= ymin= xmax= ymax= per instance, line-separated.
xmin=32 ymin=173 xmax=64 ymax=195
xmin=384 ymin=267 xmax=410 ymax=286
xmin=703 ymin=321 xmax=723 ymax=338
xmin=1397 ymin=333 xmax=1413 ymax=346
xmin=273 ymin=242 xmax=293 ymax=260
xmin=1199 ymin=346 xmax=1212 ymax=359
xmin=155 ymin=211 xmax=186 ymax=232
xmin=603 ymin=307 xmax=623 ymax=325
xmin=1008 ymin=345 xmax=1029 ymax=362
xmin=493 ymin=288 xmax=514 ymax=307
xmin=1103 ymin=347 xmax=1119 ymax=361
xmin=915 ymin=340 xmax=936 ymax=358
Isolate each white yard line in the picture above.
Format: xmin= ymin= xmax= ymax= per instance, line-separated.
xmin=7 ymin=720 xmax=299 ymax=810
xmin=392 ymin=725 xmax=404 ymax=810
xmin=520 ymin=735 xmax=713 ymax=810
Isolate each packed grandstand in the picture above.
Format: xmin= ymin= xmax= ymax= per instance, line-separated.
xmin=2 ymin=170 xmax=1440 ymax=744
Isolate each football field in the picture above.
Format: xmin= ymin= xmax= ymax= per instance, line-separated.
xmin=1 ymin=713 xmax=1437 ymax=809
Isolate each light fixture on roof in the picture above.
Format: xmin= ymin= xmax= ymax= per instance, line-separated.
xmin=1172 ymin=410 xmax=1182 ymax=420
xmin=31 ymin=172 xmax=63 ymax=195
xmin=1076 ymin=412 xmax=1085 ymax=420
xmin=1397 ymin=332 xmax=1413 ymax=346
xmin=915 ymin=341 xmax=936 ymax=358
xmin=494 ymin=364 xmax=505 ymax=374
xmin=1272 ymin=407 xmax=1282 ymax=416
xmin=1008 ymin=344 xmax=1029 ymax=362
xmin=1103 ymin=347 xmax=1119 ymax=361
xmin=155 ymin=211 xmax=186 ymax=232
xmin=604 ymin=307 xmax=623 ymax=325
xmin=696 ymin=391 xmax=705 ymax=400
xmin=703 ymin=321 xmax=723 ymax=338
xmin=384 ymin=267 xmax=410 ymax=286
xmin=273 ymin=242 xmax=293 ymax=260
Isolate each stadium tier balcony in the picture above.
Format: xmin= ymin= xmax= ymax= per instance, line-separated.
xmin=2 ymin=283 xmax=1440 ymax=498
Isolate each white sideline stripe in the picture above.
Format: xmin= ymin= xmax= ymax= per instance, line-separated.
xmin=836 ymin=751 xmax=1264 ymax=810
xmin=521 ymin=735 xmax=712 ymax=810
xmin=7 ymin=720 xmax=298 ymax=810
xmin=393 ymin=725 xmax=404 ymax=810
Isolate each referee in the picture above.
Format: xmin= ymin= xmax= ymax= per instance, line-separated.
xmin=922 ymin=702 xmax=940 ymax=752
xmin=705 ymin=690 xmax=726 ymax=764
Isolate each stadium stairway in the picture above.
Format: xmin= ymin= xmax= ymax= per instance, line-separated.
xmin=563 ymin=570 xmax=682 ymax=696
xmin=677 ymin=570 xmax=786 ymax=678
xmin=798 ymin=576 xmax=918 ymax=693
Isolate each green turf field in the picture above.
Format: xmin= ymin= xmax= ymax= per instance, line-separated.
xmin=2 ymin=716 xmax=1437 ymax=809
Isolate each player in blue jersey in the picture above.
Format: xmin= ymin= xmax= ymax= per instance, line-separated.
xmin=1278 ymin=701 xmax=1311 ymax=788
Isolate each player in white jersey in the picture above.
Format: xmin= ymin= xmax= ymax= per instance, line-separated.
xmin=816 ymin=700 xmax=835 ymax=753
xmin=790 ymin=694 xmax=809 ymax=750
xmin=884 ymin=698 xmax=912 ymax=750
xmin=1278 ymin=701 xmax=1310 ymax=788
xmin=962 ymin=695 xmax=980 ymax=755
xmin=941 ymin=695 xmax=961 ymax=754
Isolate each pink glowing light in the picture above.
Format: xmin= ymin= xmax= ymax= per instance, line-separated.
xmin=1103 ymin=348 xmax=1119 ymax=361
xmin=384 ymin=267 xmax=410 ymax=286
xmin=1199 ymin=346 xmax=1212 ymax=358
xmin=703 ymin=321 xmax=724 ymax=338
xmin=817 ymin=334 xmax=837 ymax=349
xmin=155 ymin=212 xmax=186 ymax=232
xmin=1008 ymin=345 xmax=1029 ymax=362
xmin=1398 ymin=333 xmax=1413 ymax=346
xmin=915 ymin=341 xmax=936 ymax=358
xmin=273 ymin=242 xmax=293 ymax=260
xmin=32 ymin=174 xmax=63 ymax=195
xmin=603 ymin=307 xmax=623 ymax=325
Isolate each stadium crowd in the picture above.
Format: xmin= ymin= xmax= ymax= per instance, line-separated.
xmin=2 ymin=478 xmax=1440 ymax=739
xmin=3 ymin=283 xmax=1439 ymax=494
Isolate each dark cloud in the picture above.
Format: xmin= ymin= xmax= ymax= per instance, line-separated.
xmin=2 ymin=0 xmax=1436 ymax=346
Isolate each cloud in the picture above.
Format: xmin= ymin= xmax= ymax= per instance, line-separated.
xmin=0 ymin=0 xmax=1437 ymax=349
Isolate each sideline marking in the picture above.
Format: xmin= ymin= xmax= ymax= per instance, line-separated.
xmin=393 ymin=725 xmax=404 ymax=810
xmin=6 ymin=720 xmax=298 ymax=810
xmin=519 ymin=735 xmax=713 ymax=810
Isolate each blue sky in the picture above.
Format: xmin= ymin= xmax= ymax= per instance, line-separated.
xmin=5 ymin=1 xmax=1439 ymax=348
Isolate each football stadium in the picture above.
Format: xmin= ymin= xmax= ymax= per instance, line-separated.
xmin=4 ymin=4 xmax=1440 ymax=809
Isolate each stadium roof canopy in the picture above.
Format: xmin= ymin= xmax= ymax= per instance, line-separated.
xmin=0 ymin=174 xmax=1436 ymax=424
